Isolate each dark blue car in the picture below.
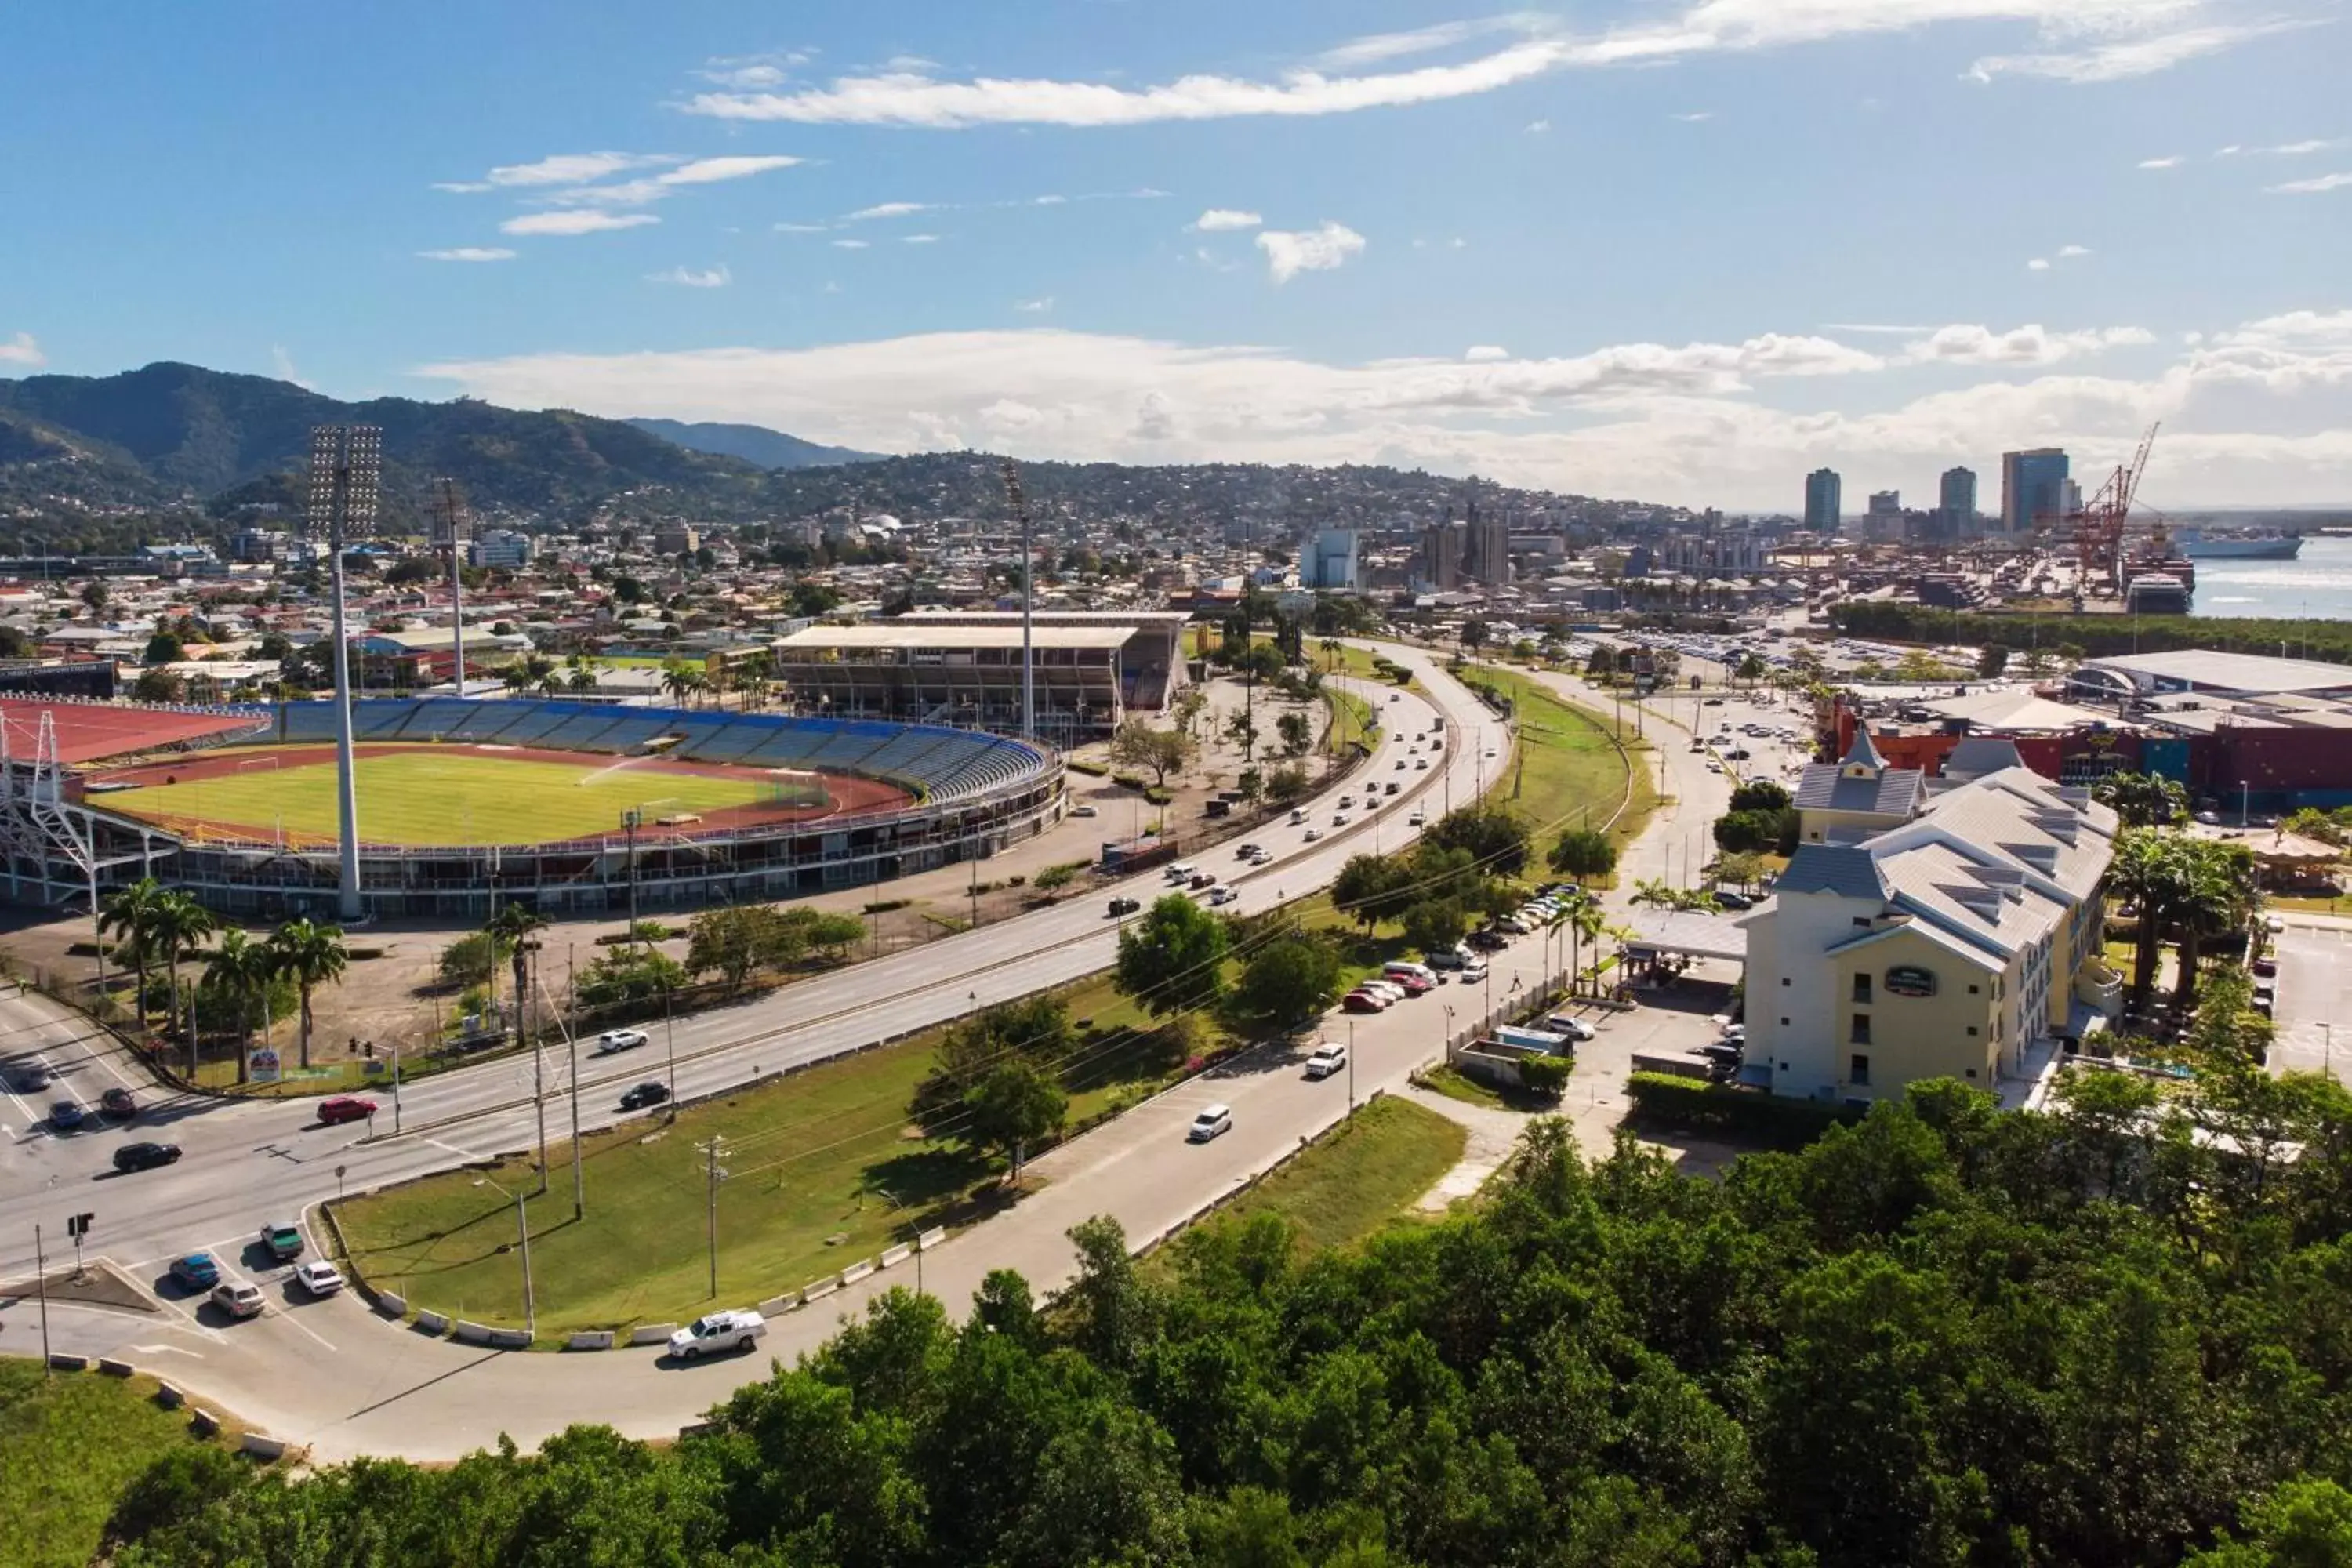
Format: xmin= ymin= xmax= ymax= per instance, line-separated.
xmin=49 ymin=1100 xmax=84 ymax=1131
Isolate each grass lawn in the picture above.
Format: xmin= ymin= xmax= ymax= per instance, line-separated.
xmin=1464 ymin=664 xmax=1658 ymax=853
xmin=115 ymin=750 xmax=771 ymax=846
xmin=1178 ymin=1096 xmax=1466 ymax=1256
xmin=1324 ymin=687 xmax=1378 ymax=753
xmin=2270 ymin=893 xmax=2349 ymax=916
xmin=1414 ymin=1064 xmax=1509 ymax=1110
xmin=0 ymin=1359 xmax=244 ymax=1568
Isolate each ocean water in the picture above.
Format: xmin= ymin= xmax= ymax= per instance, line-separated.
xmin=2193 ymin=536 xmax=2352 ymax=621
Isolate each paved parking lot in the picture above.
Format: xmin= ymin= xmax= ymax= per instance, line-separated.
xmin=2271 ymin=923 xmax=2352 ymax=1081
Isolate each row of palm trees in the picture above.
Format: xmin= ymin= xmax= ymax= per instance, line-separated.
xmin=99 ymin=878 xmax=349 ymax=1077
xmin=2106 ymin=828 xmax=2263 ymax=1018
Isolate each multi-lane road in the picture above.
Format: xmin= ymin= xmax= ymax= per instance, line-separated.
xmin=0 ymin=646 xmax=1735 ymax=1461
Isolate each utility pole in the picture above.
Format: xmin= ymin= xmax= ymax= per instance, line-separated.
xmin=554 ymin=955 xmax=583 ymax=1222
xmin=34 ymin=1223 xmax=51 ymax=1372
xmin=699 ymin=1137 xmax=729 ymax=1299
xmin=662 ymin=979 xmax=678 ymax=1121
xmin=526 ymin=941 xmax=547 ymax=1196
xmin=390 ymin=1036 xmax=402 ymax=1134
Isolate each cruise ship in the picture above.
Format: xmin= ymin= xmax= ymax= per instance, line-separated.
xmin=2177 ymin=529 xmax=2303 ymax=561
xmin=2125 ymin=572 xmax=2193 ymax=615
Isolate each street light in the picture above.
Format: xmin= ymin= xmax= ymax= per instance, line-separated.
xmin=873 ymin=1186 xmax=924 ymax=1297
xmin=1346 ymin=1015 xmax=1356 ymax=1111
xmin=472 ymin=1174 xmax=536 ymax=1340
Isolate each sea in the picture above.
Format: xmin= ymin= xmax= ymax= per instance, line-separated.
xmin=2193 ymin=535 xmax=2352 ymax=622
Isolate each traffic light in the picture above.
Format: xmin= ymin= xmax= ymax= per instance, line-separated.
xmin=64 ymin=1213 xmax=92 ymax=1240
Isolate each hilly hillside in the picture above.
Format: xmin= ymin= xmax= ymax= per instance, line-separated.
xmin=626 ymin=417 xmax=877 ymax=470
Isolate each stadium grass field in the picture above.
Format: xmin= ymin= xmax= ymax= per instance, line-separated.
xmin=105 ymin=749 xmax=786 ymax=847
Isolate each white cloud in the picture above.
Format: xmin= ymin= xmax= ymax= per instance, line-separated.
xmin=686 ymin=5 xmax=2289 ymax=130
xmin=648 ymin=264 xmax=731 ymax=287
xmin=2138 ymin=154 xmax=2184 ymax=169
xmin=1257 ymin=222 xmax=1367 ymax=283
xmin=1671 ymin=111 xmax=1713 ymax=122
xmin=902 ymin=233 xmax=940 ymax=244
xmin=456 ymin=151 xmax=676 ymax=190
xmin=1966 ymin=20 xmax=2311 ymax=84
xmin=500 ymin=210 xmax=660 ymax=236
xmin=1465 ymin=346 xmax=1512 ymax=362
xmin=0 ymin=332 xmax=45 ymax=368
xmin=830 ymin=238 xmax=871 ymax=249
xmin=1032 ymin=194 xmax=1068 ymax=205
xmin=418 ymin=246 xmax=519 ymax=262
xmin=1014 ymin=297 xmax=1054 ymax=314
xmin=2027 ymin=257 xmax=2052 ymax=270
xmin=1448 ymin=237 xmax=1469 ymax=249
xmin=1525 ymin=118 xmax=1551 ymax=132
xmin=1905 ymin=322 xmax=2154 ymax=365
xmin=699 ymin=50 xmax=815 ymax=89
xmin=845 ymin=201 xmax=935 ymax=220
xmin=2258 ymin=139 xmax=2346 ymax=155
xmin=270 ymin=346 xmax=311 ymax=388
xmin=411 ymin=307 xmax=2352 ymax=506
xmin=659 ymin=154 xmax=804 ymax=185
xmin=2057 ymin=244 xmax=2092 ymax=258
xmin=1192 ymin=209 xmax=1262 ymax=231
xmin=774 ymin=222 xmax=833 ymax=233
xmin=2270 ymin=171 xmax=2352 ymax=194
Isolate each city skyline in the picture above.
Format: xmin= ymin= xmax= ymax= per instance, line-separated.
xmin=2 ymin=2 xmax=2345 ymax=509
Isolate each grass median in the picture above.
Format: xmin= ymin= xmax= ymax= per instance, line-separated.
xmin=1163 ymin=1096 xmax=1467 ymax=1264
xmin=1462 ymin=662 xmax=1657 ymax=859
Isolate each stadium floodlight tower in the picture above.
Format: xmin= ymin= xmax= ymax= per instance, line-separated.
xmin=433 ymin=478 xmax=470 ymax=699
xmin=306 ymin=424 xmax=379 ymax=921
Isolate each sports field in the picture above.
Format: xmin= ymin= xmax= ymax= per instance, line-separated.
xmin=93 ymin=744 xmax=888 ymax=848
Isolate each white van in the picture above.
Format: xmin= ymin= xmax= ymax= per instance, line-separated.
xmin=1290 ymin=808 xmax=1309 ymax=825
xmin=1383 ymin=960 xmax=1437 ymax=988
xmin=1188 ymin=1105 xmax=1233 ymax=1142
xmin=1166 ymin=861 xmax=1199 ymax=882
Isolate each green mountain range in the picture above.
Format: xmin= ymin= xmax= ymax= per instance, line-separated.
xmin=625 ymin=416 xmax=878 ymax=470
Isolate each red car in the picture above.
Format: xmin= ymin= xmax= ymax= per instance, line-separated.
xmin=1341 ymin=990 xmax=1388 ymax=1014
xmin=318 ymin=1096 xmax=378 ymax=1126
xmin=1389 ymin=974 xmax=1434 ymax=996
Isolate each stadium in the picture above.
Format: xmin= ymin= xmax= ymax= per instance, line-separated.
xmin=0 ymin=695 xmax=1063 ymax=919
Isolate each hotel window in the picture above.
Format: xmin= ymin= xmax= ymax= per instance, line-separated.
xmin=1850 ymin=1013 xmax=1871 ymax=1044
xmin=1850 ymin=1054 xmax=1871 ymax=1085
xmin=1852 ymin=974 xmax=1872 ymax=1004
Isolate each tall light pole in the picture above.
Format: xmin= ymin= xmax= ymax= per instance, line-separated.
xmin=621 ymin=810 xmax=642 ymax=945
xmin=473 ymin=1175 xmax=535 ymax=1339
xmin=699 ymin=1136 xmax=729 ymax=1299
xmin=307 ymin=425 xmax=379 ymax=922
xmin=435 ymin=478 xmax=470 ymax=699
xmin=874 ymin=1187 xmax=923 ymax=1297
xmin=1346 ymin=1016 xmax=1356 ymax=1111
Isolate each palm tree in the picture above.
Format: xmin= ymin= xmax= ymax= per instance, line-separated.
xmin=2170 ymin=840 xmax=2259 ymax=1014
xmin=266 ymin=918 xmax=350 ymax=1070
xmin=660 ymin=661 xmax=695 ymax=708
xmin=1567 ymin=902 xmax=1606 ymax=997
xmin=500 ymin=662 xmax=532 ymax=698
xmin=147 ymin=891 xmax=217 ymax=1040
xmin=567 ymin=663 xmax=598 ymax=698
xmin=2109 ymin=829 xmax=2191 ymax=1018
xmin=202 ymin=929 xmax=274 ymax=1083
xmin=536 ymin=670 xmax=563 ymax=699
xmin=487 ymin=903 xmax=547 ymax=1040
xmin=97 ymin=877 xmax=168 ymax=1025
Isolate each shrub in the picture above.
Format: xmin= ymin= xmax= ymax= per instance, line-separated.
xmin=1518 ymin=1055 xmax=1570 ymax=1098
xmin=862 ymin=898 xmax=910 ymax=915
xmin=1623 ymin=1072 xmax=1861 ymax=1146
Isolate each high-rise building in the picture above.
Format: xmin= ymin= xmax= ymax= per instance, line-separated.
xmin=1420 ymin=521 xmax=1461 ymax=590
xmin=2001 ymin=449 xmax=2070 ymax=534
xmin=1864 ymin=491 xmax=1905 ymax=543
xmin=1463 ymin=498 xmax=1511 ymax=585
xmin=1804 ymin=468 xmax=1842 ymax=534
xmin=1303 ymin=528 xmax=1359 ymax=590
xmin=1939 ymin=466 xmax=1977 ymax=526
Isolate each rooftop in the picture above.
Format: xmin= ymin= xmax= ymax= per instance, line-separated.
xmin=775 ymin=623 xmax=1136 ymax=652
xmin=2082 ymin=648 xmax=2352 ymax=696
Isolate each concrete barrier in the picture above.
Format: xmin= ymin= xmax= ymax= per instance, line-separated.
xmin=375 ymin=1290 xmax=406 ymax=1316
xmin=488 ymin=1328 xmax=533 ymax=1350
xmin=565 ymin=1330 xmax=614 ymax=1351
xmin=916 ymin=1227 xmax=946 ymax=1251
xmin=879 ymin=1243 xmax=912 ymax=1269
xmin=452 ymin=1320 xmax=492 ymax=1345
xmin=46 ymin=1352 xmax=87 ymax=1372
xmin=801 ymin=1278 xmax=838 ymax=1304
xmin=412 ymin=1309 xmax=450 ymax=1335
xmin=839 ymin=1260 xmax=876 ymax=1287
xmin=189 ymin=1409 xmax=221 ymax=1438
xmin=758 ymin=1294 xmax=797 ymax=1316
xmin=630 ymin=1323 xmax=677 ymax=1347
xmin=241 ymin=1433 xmax=288 ymax=1461
xmin=154 ymin=1383 xmax=185 ymax=1410
xmin=97 ymin=1358 xmax=134 ymax=1378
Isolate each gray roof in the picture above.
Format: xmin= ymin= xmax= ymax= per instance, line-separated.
xmin=1942 ymin=736 xmax=2027 ymax=780
xmin=1794 ymin=761 xmax=1926 ymax=818
xmin=1840 ymin=725 xmax=1888 ymax=768
xmin=1776 ymin=844 xmax=1893 ymax=901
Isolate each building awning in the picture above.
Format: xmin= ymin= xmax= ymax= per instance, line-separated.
xmin=1622 ymin=908 xmax=1750 ymax=963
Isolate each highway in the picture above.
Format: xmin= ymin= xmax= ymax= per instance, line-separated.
xmin=0 ymin=645 xmax=1733 ymax=1461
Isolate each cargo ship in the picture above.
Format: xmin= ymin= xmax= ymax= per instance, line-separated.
xmin=2125 ymin=572 xmax=2193 ymax=616
xmin=2177 ymin=528 xmax=2303 ymax=561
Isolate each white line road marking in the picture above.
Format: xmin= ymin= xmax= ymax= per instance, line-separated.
xmin=422 ymin=1136 xmax=481 ymax=1162
xmin=131 ymin=1342 xmax=205 ymax=1357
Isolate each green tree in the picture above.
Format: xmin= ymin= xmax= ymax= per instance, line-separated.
xmin=965 ymin=1062 xmax=1068 ymax=1181
xmin=1727 ymin=779 xmax=1792 ymax=813
xmin=1109 ymin=720 xmax=1197 ymax=786
xmin=2170 ymin=838 xmax=2259 ymax=1014
xmin=1265 ymin=762 xmax=1310 ymax=803
xmin=201 ymin=927 xmax=274 ymax=1080
xmin=143 ymin=628 xmax=184 ymax=665
xmin=1330 ymin=854 xmax=1415 ymax=932
xmin=2111 ymin=827 xmax=2192 ymax=1014
xmin=2094 ymin=771 xmax=2191 ymax=828
xmin=2190 ymin=1478 xmax=2352 ymax=1567
xmin=266 ymin=916 xmax=349 ymax=1069
xmin=1276 ymin=710 xmax=1312 ymax=757
xmin=1113 ymin=894 xmax=1230 ymax=1016
xmin=1548 ymin=826 xmax=1619 ymax=884
xmin=1734 ymin=652 xmax=1768 ymax=688
xmin=488 ymin=902 xmax=547 ymax=1038
xmin=97 ymin=876 xmax=169 ymax=1025
xmin=1402 ymin=898 xmax=1468 ymax=956
xmin=1233 ymin=935 xmax=1341 ymax=1025
xmin=147 ymin=890 xmax=217 ymax=1040
xmin=1422 ymin=804 xmax=1531 ymax=877
xmin=910 ymin=995 xmax=1074 ymax=1137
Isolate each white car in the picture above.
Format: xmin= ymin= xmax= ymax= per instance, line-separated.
xmin=668 ymin=1309 xmax=768 ymax=1360
xmin=1408 ymin=810 xmax=1426 ymax=826
xmin=211 ymin=1281 xmax=267 ymax=1320
xmin=1070 ymin=804 xmax=1098 ymax=818
xmin=1208 ymin=885 xmax=1239 ymax=906
xmin=1542 ymin=1015 xmax=1599 ymax=1043
xmin=294 ymin=1259 xmax=346 ymax=1297
xmin=1358 ymin=979 xmax=1407 ymax=1004
xmin=1460 ymin=958 xmax=1490 ymax=982
xmin=595 ymin=1028 xmax=650 ymax=1055
xmin=1304 ymin=1043 xmax=1348 ymax=1080
xmin=1188 ymin=1105 xmax=1234 ymax=1142
xmin=1303 ymin=828 xmax=1323 ymax=842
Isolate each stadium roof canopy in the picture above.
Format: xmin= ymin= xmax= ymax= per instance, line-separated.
xmin=777 ymin=625 xmax=1135 ymax=652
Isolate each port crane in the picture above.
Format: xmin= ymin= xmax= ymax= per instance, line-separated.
xmin=2065 ymin=421 xmax=2160 ymax=593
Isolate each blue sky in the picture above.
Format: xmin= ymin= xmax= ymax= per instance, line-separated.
xmin=2 ymin=1 xmax=2346 ymax=506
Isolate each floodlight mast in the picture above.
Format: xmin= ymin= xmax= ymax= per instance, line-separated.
xmin=1000 ymin=460 xmax=1034 ymax=743
xmin=307 ymin=425 xmax=379 ymax=922
xmin=434 ymin=478 xmax=470 ymax=699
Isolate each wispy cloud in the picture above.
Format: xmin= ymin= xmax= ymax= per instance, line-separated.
xmin=1309 ymin=14 xmax=1553 ymax=71
xmin=1524 ymin=118 xmax=1552 ymax=132
xmin=1192 ymin=209 xmax=1262 ymax=232
xmin=2027 ymin=257 xmax=2052 ymax=270
xmin=1822 ymin=322 xmax=1936 ymax=335
xmin=648 ymin=264 xmax=731 ymax=287
xmin=2138 ymin=154 xmax=2184 ymax=169
xmin=0 ymin=332 xmax=46 ymax=368
xmin=774 ymin=222 xmax=833 ymax=234
xmin=2252 ymin=138 xmax=2347 ymax=156
xmin=1258 ymin=222 xmax=1367 ymax=284
xmin=501 ymin=210 xmax=660 ymax=236
xmin=845 ymin=201 xmax=935 ymax=220
xmin=1905 ymin=322 xmax=2153 ymax=366
xmin=1014 ymin=297 xmax=1054 ymax=314
xmin=831 ymin=238 xmax=871 ymax=249
xmin=2057 ymin=244 xmax=2092 ymax=258
xmin=418 ymin=246 xmax=519 ymax=262
xmin=1671 ymin=111 xmax=1713 ymax=122
xmin=1966 ymin=20 xmax=2313 ymax=84
xmin=2269 ymin=171 xmax=2352 ymax=194
xmin=699 ymin=50 xmax=815 ymax=90
xmin=270 ymin=346 xmax=312 ymax=388
xmin=661 ymin=154 xmax=804 ymax=185
xmin=902 ymin=234 xmax=940 ymax=244
xmin=440 ymin=151 xmax=676 ymax=192
xmin=1465 ymin=345 xmax=1512 ymax=362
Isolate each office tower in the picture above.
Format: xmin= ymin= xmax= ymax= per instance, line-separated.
xmin=1305 ymin=528 xmax=1359 ymax=590
xmin=1939 ymin=466 xmax=1976 ymax=527
xmin=2001 ymin=448 xmax=2071 ymax=534
xmin=1804 ymin=468 xmax=1842 ymax=534
xmin=1421 ymin=520 xmax=1461 ymax=589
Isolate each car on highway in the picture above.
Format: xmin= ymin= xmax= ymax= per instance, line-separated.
xmin=1331 ymin=813 xmax=1349 ymax=827
xmin=318 ymin=1095 xmax=377 ymax=1126
xmin=1166 ymin=861 xmax=1200 ymax=882
xmin=1208 ymin=885 xmax=1239 ymax=906
xmin=668 ymin=1309 xmax=768 ymax=1360
xmin=619 ymin=1080 xmax=671 ymax=1110
xmin=294 ymin=1260 xmax=346 ymax=1297
xmin=1415 ymin=757 xmax=1430 ymax=770
xmin=113 ymin=1141 xmax=181 ymax=1173
xmin=48 ymin=1099 xmax=84 ymax=1131
xmin=171 ymin=1253 xmax=220 ymax=1289
xmin=1235 ymin=842 xmax=1262 ymax=858
xmin=211 ymin=1281 xmax=267 ymax=1319
xmin=1187 ymin=1105 xmax=1234 ymax=1142
xmin=1304 ymin=1043 xmax=1348 ymax=1080
xmin=1341 ymin=989 xmax=1388 ymax=1014
xmin=595 ymin=1028 xmax=651 ymax=1055
xmin=99 ymin=1087 xmax=137 ymax=1119
xmin=260 ymin=1221 xmax=305 ymax=1261
xmin=1106 ymin=896 xmax=1141 ymax=917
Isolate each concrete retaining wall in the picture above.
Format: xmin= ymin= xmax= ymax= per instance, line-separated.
xmin=240 ymin=1433 xmax=287 ymax=1461
xmin=839 ymin=1260 xmax=875 ymax=1287
xmin=630 ymin=1323 xmax=677 ymax=1347
xmin=46 ymin=1352 xmax=87 ymax=1372
xmin=565 ymin=1330 xmax=614 ymax=1351
xmin=759 ymin=1294 xmax=796 ymax=1316
xmin=412 ymin=1309 xmax=450 ymax=1335
xmin=190 ymin=1409 xmax=221 ymax=1438
xmin=154 ymin=1383 xmax=185 ymax=1410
